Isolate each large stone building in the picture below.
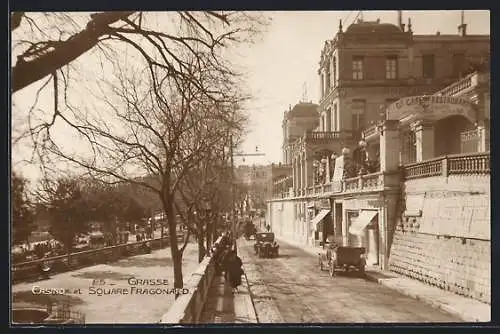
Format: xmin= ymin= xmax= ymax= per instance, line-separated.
xmin=268 ymin=17 xmax=490 ymax=304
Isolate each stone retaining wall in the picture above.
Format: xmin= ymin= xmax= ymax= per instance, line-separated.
xmin=12 ymin=236 xmax=174 ymax=282
xmin=389 ymin=175 xmax=490 ymax=304
xmin=159 ymin=236 xmax=223 ymax=324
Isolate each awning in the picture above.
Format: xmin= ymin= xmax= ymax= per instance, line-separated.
xmin=311 ymin=209 xmax=330 ymax=230
xmin=349 ymin=210 xmax=378 ymax=235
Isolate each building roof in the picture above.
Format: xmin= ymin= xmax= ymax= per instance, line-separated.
xmin=287 ymin=102 xmax=319 ymax=118
xmin=345 ymin=21 xmax=403 ymax=35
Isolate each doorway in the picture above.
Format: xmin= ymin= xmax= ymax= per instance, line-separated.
xmin=335 ymin=203 xmax=343 ymax=241
xmin=365 ymin=214 xmax=380 ymax=266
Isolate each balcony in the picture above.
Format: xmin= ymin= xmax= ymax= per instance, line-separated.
xmin=298 ymin=172 xmax=399 ymax=198
xmin=304 ymin=131 xmax=354 ymax=142
xmin=362 ymin=124 xmax=381 ymax=142
xmin=404 ymin=152 xmax=490 ymax=179
xmin=271 ymin=150 xmax=490 ymax=201
xmin=435 ymin=72 xmax=489 ymax=98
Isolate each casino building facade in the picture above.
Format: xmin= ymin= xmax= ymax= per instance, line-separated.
xmin=269 ymin=17 xmax=490 ymax=303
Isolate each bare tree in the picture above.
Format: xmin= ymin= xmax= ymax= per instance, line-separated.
xmin=29 ymin=62 xmax=247 ymax=291
xmin=12 ymin=11 xmax=136 ymax=92
xmin=13 ymin=11 xmax=266 ymax=290
xmin=12 ymin=11 xmax=269 ymax=93
xmin=174 ymin=134 xmax=236 ymax=262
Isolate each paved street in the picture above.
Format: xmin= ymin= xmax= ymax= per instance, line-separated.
xmin=12 ymin=242 xmax=199 ymax=324
xmin=239 ymin=238 xmax=462 ymax=323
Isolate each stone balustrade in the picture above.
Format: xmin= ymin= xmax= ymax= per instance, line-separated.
xmin=435 ymin=72 xmax=489 ymax=97
xmin=12 ymin=236 xmax=177 ymax=282
xmin=303 ymin=131 xmax=354 ymax=141
xmin=271 ymin=152 xmax=489 ymax=200
xmin=362 ymin=124 xmax=379 ymax=140
xmin=404 ymin=152 xmax=490 ymax=180
xmin=159 ymin=236 xmax=224 ymax=324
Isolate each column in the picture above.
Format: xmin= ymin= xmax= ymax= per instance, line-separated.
xmin=299 ymin=153 xmax=305 ymax=193
xmin=379 ymin=120 xmax=400 ymax=172
xmin=298 ymin=156 xmax=303 ymax=195
xmin=296 ymin=157 xmax=301 ymax=193
xmin=477 ymin=122 xmax=489 ymax=152
xmin=413 ymin=120 xmax=435 ymax=162
xmin=304 ymin=152 xmax=314 ymax=190
xmin=320 ymin=72 xmax=325 ymax=99
xmin=292 ymin=157 xmax=297 ymax=192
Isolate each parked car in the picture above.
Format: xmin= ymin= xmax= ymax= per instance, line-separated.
xmin=254 ymin=232 xmax=279 ymax=258
xmin=244 ymin=221 xmax=257 ymax=240
xmin=318 ymin=241 xmax=366 ymax=277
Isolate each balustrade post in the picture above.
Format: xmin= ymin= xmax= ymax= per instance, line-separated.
xmin=477 ymin=124 xmax=489 ymax=152
xmin=442 ymin=156 xmax=448 ymax=177
xmin=358 ymin=176 xmax=363 ymax=190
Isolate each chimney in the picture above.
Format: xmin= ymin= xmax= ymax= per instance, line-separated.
xmin=458 ymin=10 xmax=467 ymax=36
xmin=397 ymin=10 xmax=403 ymax=30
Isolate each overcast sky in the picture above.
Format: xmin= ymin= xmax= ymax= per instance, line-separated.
xmin=11 ymin=10 xmax=490 ymax=182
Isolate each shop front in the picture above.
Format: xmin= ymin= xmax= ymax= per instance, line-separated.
xmin=308 ymin=198 xmax=332 ymax=246
xmin=342 ymin=195 xmax=384 ymax=267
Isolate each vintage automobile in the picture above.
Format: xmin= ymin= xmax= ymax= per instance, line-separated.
xmin=254 ymin=232 xmax=279 ymax=258
xmin=318 ymin=241 xmax=366 ymax=277
xmin=244 ymin=222 xmax=257 ymax=240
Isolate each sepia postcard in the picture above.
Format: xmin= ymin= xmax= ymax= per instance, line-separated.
xmin=10 ymin=9 xmax=491 ymax=325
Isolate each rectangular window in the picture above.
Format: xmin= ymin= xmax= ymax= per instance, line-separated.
xmin=351 ymin=99 xmax=366 ymax=130
xmin=422 ymin=54 xmax=435 ymax=79
xmin=386 ymin=56 xmax=398 ymax=80
xmin=352 ymin=56 xmax=364 ymax=80
xmin=453 ymin=53 xmax=466 ymax=78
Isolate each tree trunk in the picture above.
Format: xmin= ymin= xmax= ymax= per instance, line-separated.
xmin=205 ymin=225 xmax=211 ymax=256
xmin=172 ymin=251 xmax=183 ymax=299
xmin=197 ymin=226 xmax=206 ymax=263
xmin=163 ymin=194 xmax=184 ymax=291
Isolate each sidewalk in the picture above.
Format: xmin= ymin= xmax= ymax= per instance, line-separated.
xmin=198 ymin=261 xmax=258 ymax=323
xmin=275 ymin=236 xmax=491 ymax=323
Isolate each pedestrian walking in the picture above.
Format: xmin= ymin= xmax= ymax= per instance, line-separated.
xmin=223 ymin=249 xmax=243 ymax=293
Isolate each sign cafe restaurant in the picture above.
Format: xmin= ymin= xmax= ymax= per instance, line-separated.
xmin=268 ymin=89 xmax=489 ymax=271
